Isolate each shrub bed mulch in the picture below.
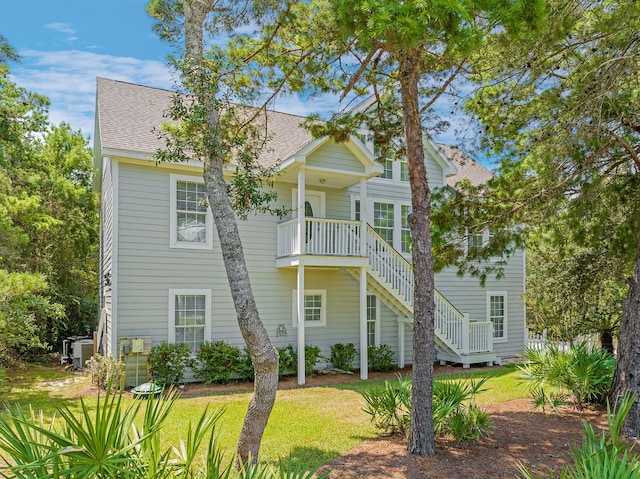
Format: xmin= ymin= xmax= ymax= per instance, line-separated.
xmin=317 ymin=398 xmax=610 ymax=479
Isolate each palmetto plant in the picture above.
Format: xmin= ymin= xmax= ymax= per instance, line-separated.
xmin=519 ymin=393 xmax=640 ymax=479
xmin=518 ymin=342 xmax=615 ymax=409
xmin=0 ymin=384 xmax=325 ymax=479
xmin=361 ymin=375 xmax=492 ymax=441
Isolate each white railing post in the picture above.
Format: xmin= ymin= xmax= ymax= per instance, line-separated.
xmin=462 ymin=313 xmax=470 ymax=355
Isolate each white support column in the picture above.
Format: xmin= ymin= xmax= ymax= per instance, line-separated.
xmin=297 ymin=169 xmax=306 ymax=385
xmin=462 ymin=313 xmax=470 ymax=355
xmin=297 ymin=263 xmax=306 ymax=385
xmin=359 ymin=178 xmax=368 ymax=256
xmin=398 ymin=318 xmax=405 ymax=368
xmin=359 ymin=266 xmax=368 ymax=380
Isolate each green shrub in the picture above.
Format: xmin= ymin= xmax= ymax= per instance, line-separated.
xmin=433 ymin=378 xmax=492 ymax=441
xmin=519 ymin=393 xmax=639 ymax=479
xmin=0 ymin=366 xmax=4 ymax=389
xmin=361 ymin=375 xmax=412 ymax=435
xmin=274 ymin=344 xmax=322 ymax=377
xmin=330 ymin=343 xmax=357 ymax=372
xmin=361 ymin=376 xmax=492 ymax=441
xmin=277 ymin=344 xmax=296 ymax=377
xmin=236 ymin=348 xmax=255 ymax=382
xmin=368 ymin=344 xmax=395 ymax=372
xmin=304 ymin=345 xmax=323 ymax=376
xmin=193 ymin=340 xmax=243 ymax=385
xmin=518 ymin=343 xmax=615 ymax=409
xmin=85 ymin=354 xmax=125 ymax=392
xmin=149 ymin=342 xmax=192 ymax=386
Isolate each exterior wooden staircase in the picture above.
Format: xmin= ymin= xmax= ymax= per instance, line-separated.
xmin=348 ymin=225 xmax=497 ymax=367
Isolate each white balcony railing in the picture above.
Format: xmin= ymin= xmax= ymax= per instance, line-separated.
xmin=277 ymin=218 xmax=362 ymax=257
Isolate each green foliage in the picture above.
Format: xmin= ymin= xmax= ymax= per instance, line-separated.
xmin=518 ymin=343 xmax=616 ymax=409
xmin=361 ymin=375 xmax=412 ymax=435
xmin=432 ymin=378 xmax=492 ymax=441
xmin=149 ymin=342 xmax=193 ymax=386
xmin=0 ymin=49 xmax=99 ymax=359
xmin=519 ymin=393 xmax=639 ymax=479
xmin=85 ymin=354 xmax=126 ymax=392
xmin=193 ymin=340 xmax=246 ymax=385
xmin=368 ymin=344 xmax=395 ymax=372
xmin=274 ymin=344 xmax=322 ymax=376
xmin=0 ymin=270 xmax=58 ymax=365
xmin=361 ymin=376 xmax=492 ymax=441
xmin=304 ymin=345 xmax=323 ymax=376
xmin=329 ymin=343 xmax=357 ymax=372
xmin=0 ymin=383 xmax=326 ymax=479
xmin=277 ymin=344 xmax=296 ymax=377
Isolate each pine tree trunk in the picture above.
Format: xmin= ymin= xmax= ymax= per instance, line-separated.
xmin=204 ymin=163 xmax=279 ymax=465
xmin=183 ymin=0 xmax=279 ymax=466
xmin=609 ymin=222 xmax=640 ymax=438
xmin=399 ymin=50 xmax=437 ymax=457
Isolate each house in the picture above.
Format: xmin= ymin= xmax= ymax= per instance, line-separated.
xmin=93 ymin=77 xmax=526 ymax=386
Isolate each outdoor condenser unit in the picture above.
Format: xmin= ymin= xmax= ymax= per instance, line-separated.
xmin=72 ymin=339 xmax=94 ymax=369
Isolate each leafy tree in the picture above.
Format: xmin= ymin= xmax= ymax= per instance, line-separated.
xmin=463 ymin=0 xmax=640 ymax=435
xmin=0 ymin=39 xmax=98 ymax=360
xmin=526 ymin=215 xmax=627 ymax=354
xmin=147 ymin=0 xmax=289 ymax=466
xmin=243 ymin=0 xmax=544 ymax=456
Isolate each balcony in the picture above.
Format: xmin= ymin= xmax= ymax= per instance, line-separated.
xmin=276 ymin=218 xmax=368 ymax=268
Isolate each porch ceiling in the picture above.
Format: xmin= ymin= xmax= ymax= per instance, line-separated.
xmin=277 ymin=163 xmax=371 ymax=189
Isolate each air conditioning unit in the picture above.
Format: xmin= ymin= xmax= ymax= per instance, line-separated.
xmin=72 ymin=339 xmax=94 ymax=369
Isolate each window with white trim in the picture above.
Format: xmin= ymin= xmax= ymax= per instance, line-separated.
xmin=467 ymin=230 xmax=484 ymax=257
xmin=373 ymin=202 xmax=395 ymax=246
xmin=400 ymin=158 xmax=409 ymax=182
xmin=367 ymin=294 xmax=379 ymax=347
xmin=168 ymin=289 xmax=211 ymax=350
xmin=401 ymin=205 xmax=411 ymax=254
xmin=292 ymin=290 xmax=327 ymax=327
xmin=378 ymin=158 xmax=393 ymax=179
xmin=170 ymin=175 xmax=213 ymax=249
xmin=487 ymin=292 xmax=507 ymax=341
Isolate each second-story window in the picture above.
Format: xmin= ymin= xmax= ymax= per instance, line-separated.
xmin=170 ymin=175 xmax=213 ymax=249
xmin=373 ymin=202 xmax=395 ymax=246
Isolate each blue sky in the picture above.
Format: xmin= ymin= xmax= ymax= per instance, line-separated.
xmin=1 ymin=1 xmax=474 ymax=157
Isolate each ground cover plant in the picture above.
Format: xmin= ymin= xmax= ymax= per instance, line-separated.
xmin=518 ymin=343 xmax=615 ymax=410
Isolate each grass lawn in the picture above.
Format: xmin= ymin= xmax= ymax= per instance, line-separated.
xmin=1 ymin=363 xmax=528 ymax=468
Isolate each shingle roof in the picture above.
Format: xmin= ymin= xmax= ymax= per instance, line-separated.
xmin=439 ymin=145 xmax=494 ymax=187
xmin=95 ymin=77 xmax=313 ymax=167
xmin=96 ymin=78 xmax=494 ymax=182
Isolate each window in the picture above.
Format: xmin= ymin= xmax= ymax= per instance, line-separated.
xmin=367 ymin=294 xmax=379 ymax=347
xmin=401 ymin=205 xmax=411 ymax=254
xmin=378 ymin=158 xmax=393 ymax=179
xmin=354 ymin=199 xmax=360 ymax=221
xmin=487 ymin=292 xmax=507 ymax=341
xmin=467 ymin=230 xmax=484 ymax=257
xmin=373 ymin=202 xmax=395 ymax=246
xmin=292 ymin=290 xmax=326 ymax=327
xmin=168 ymin=289 xmax=211 ymax=350
xmin=400 ymin=159 xmax=409 ymax=182
xmin=170 ymin=174 xmax=213 ymax=249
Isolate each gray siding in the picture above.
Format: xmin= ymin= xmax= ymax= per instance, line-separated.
xmin=109 ymin=140 xmax=525 ymax=378
xmin=100 ymin=157 xmax=114 ymax=355
xmin=307 ymin=142 xmax=364 ymax=173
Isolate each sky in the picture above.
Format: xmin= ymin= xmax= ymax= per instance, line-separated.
xmin=1 ymin=1 xmax=473 ymax=158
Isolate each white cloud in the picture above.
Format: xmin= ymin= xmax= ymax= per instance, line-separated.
xmin=45 ymin=23 xmax=76 ymax=35
xmin=9 ymin=49 xmax=176 ymax=137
